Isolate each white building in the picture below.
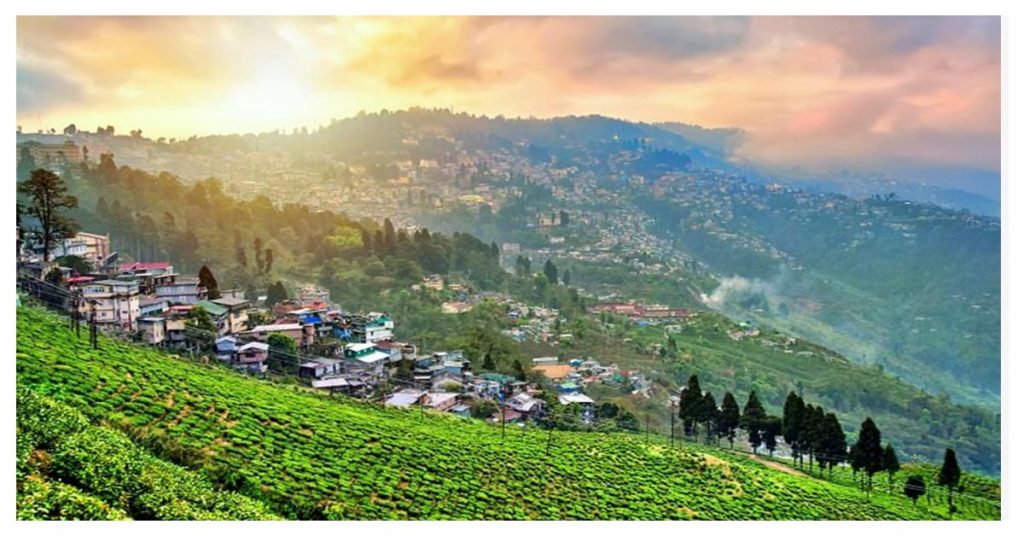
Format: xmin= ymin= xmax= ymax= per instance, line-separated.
xmin=78 ymin=279 xmax=141 ymax=331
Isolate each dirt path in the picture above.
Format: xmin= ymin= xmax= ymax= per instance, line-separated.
xmin=738 ymin=452 xmax=805 ymax=476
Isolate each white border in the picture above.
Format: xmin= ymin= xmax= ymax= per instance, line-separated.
xmin=3 ymin=2 xmax=1018 ymax=536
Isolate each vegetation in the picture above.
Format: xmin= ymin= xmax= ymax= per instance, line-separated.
xmin=17 ymin=168 xmax=80 ymax=262
xmin=17 ymin=304 xmax=980 ymax=520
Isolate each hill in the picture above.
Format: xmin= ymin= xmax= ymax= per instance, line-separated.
xmin=15 ymin=304 xmax=978 ymax=520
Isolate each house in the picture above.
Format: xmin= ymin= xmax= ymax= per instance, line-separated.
xmin=507 ymin=392 xmax=543 ymax=417
xmin=155 ymin=276 xmax=207 ymax=305
xmin=52 ymin=232 xmax=110 ymax=267
xmin=344 ymin=342 xmax=390 ymax=376
xmin=386 ymin=389 xmax=426 ymax=408
xmin=138 ymin=317 xmax=167 ymax=345
xmin=491 ymin=408 xmax=523 ymax=424
xmin=451 ymin=404 xmax=471 ymax=417
xmin=233 ymin=342 xmax=269 ymax=374
xmin=297 ymin=284 xmax=330 ymax=306
xmin=354 ymin=312 xmax=394 ymax=343
xmin=556 ymin=382 xmax=581 ymax=394
xmin=211 ymin=297 xmax=250 ymax=334
xmin=215 ymin=336 xmax=238 ymax=359
xmin=298 ymin=357 xmax=344 ymax=380
xmin=241 ymin=323 xmax=310 ymax=347
xmin=78 ymin=279 xmax=141 ymax=331
xmin=424 ymin=392 xmax=459 ymax=412
xmin=195 ymin=300 xmax=230 ymax=336
xmin=139 ymin=296 xmax=170 ymax=317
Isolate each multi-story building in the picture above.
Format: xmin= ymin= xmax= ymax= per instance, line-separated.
xmin=155 ymin=275 xmax=207 ymax=305
xmin=77 ymin=279 xmax=141 ymax=331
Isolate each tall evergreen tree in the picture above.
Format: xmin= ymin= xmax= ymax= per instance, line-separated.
xmin=678 ymin=375 xmax=703 ymax=437
xmin=718 ymin=392 xmax=741 ymax=449
xmin=198 ymin=265 xmax=220 ymax=300
xmin=938 ymin=448 xmax=961 ymax=517
xmin=265 ymin=281 xmax=288 ymax=307
xmin=741 ymin=390 xmax=766 ymax=453
xmin=543 ymin=259 xmax=559 ymax=284
xmin=823 ymin=413 xmax=847 ymax=479
xmin=882 ymin=443 xmax=901 ymax=494
xmin=699 ymin=391 xmax=719 ymax=445
xmin=782 ymin=391 xmax=806 ymax=467
xmin=851 ymin=418 xmax=884 ymax=495
xmin=763 ymin=416 xmax=782 ymax=457
xmin=383 ymin=218 xmax=397 ymax=252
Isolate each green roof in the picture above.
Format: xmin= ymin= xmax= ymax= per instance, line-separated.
xmin=479 ymin=372 xmax=514 ymax=383
xmin=196 ymin=300 xmax=228 ymax=317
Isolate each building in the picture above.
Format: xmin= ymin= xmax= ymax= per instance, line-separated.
xmin=138 ymin=317 xmax=166 ymax=345
xmin=344 ymin=342 xmax=390 ymax=376
xmin=241 ymin=323 xmax=312 ymax=347
xmin=18 ymin=140 xmax=82 ymax=167
xmin=233 ymin=342 xmax=269 ymax=374
xmin=210 ymin=297 xmax=250 ymax=334
xmin=354 ymin=312 xmax=394 ymax=343
xmin=51 ymin=232 xmax=111 ymax=266
xmin=297 ymin=284 xmax=330 ymax=306
xmin=78 ymin=279 xmax=141 ymax=331
xmin=155 ymin=276 xmax=207 ymax=305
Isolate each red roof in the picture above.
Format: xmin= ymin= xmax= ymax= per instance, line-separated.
xmin=67 ymin=276 xmax=95 ymax=284
xmin=119 ymin=261 xmax=171 ymax=273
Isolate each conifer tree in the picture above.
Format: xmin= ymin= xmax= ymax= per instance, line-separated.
xmin=823 ymin=413 xmax=847 ymax=479
xmin=904 ymin=475 xmax=926 ymax=505
xmin=938 ymin=448 xmax=961 ymax=517
xmin=741 ymin=390 xmax=766 ymax=453
xmin=678 ymin=375 xmax=703 ymax=437
xmin=717 ymin=392 xmax=741 ymax=449
xmin=700 ymin=391 xmax=719 ymax=445
xmin=198 ymin=265 xmax=220 ymax=300
xmin=882 ymin=443 xmax=901 ymax=494
xmin=782 ymin=391 xmax=806 ymax=467
xmin=851 ymin=418 xmax=884 ymax=495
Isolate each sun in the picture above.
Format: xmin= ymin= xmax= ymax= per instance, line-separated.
xmin=223 ymin=70 xmax=315 ymax=130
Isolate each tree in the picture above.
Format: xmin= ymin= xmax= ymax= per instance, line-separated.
xmin=741 ymin=390 xmax=766 ymax=453
xmin=678 ymin=375 xmax=703 ymax=438
xmin=18 ymin=169 xmax=79 ymax=261
xmin=882 ymin=443 xmax=901 ymax=494
xmin=265 ymin=281 xmax=288 ymax=307
xmin=562 ymin=269 xmax=571 ymax=286
xmin=822 ymin=413 xmax=847 ymax=479
xmin=717 ymin=392 xmax=741 ymax=449
xmin=235 ymin=245 xmax=248 ymax=269
xmin=851 ymin=418 xmax=884 ymax=495
xmin=782 ymin=391 xmax=806 ymax=467
xmin=383 ymin=218 xmax=397 ymax=252
xmin=904 ymin=475 xmax=926 ymax=505
xmin=56 ymin=255 xmax=92 ymax=275
xmin=470 ymin=399 xmax=498 ymax=419
xmin=254 ymin=238 xmax=265 ymax=272
xmin=938 ymin=448 xmax=961 ymax=517
xmin=543 ymin=259 xmax=559 ymax=284
xmin=482 ymin=352 xmax=496 ymax=371
xmin=198 ymin=265 xmax=221 ymax=300
xmin=559 ymin=209 xmax=570 ymax=226
xmin=762 ymin=416 xmax=782 ymax=457
xmin=699 ymin=391 xmax=719 ymax=445
xmin=264 ymin=248 xmax=274 ymax=274
xmin=267 ymin=333 xmax=299 ymax=373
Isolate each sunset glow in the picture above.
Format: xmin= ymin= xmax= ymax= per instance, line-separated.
xmin=17 ymin=16 xmax=1000 ymax=172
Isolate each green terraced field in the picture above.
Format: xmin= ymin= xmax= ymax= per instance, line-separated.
xmin=16 ymin=304 xmax=985 ymax=520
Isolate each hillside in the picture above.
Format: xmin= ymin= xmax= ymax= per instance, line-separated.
xmin=16 ymin=304 xmax=975 ymax=520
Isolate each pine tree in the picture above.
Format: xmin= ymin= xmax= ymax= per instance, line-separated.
xmin=882 ymin=443 xmax=901 ymax=494
xmin=717 ymin=392 xmax=741 ymax=449
xmin=543 ymin=259 xmax=559 ymax=284
xmin=741 ymin=390 xmax=766 ymax=453
xmin=17 ymin=169 xmax=79 ymax=261
xmin=678 ymin=375 xmax=703 ymax=437
xmin=763 ymin=416 xmax=782 ymax=457
xmin=198 ymin=265 xmax=220 ymax=300
xmin=782 ymin=391 xmax=806 ymax=467
xmin=823 ymin=413 xmax=847 ymax=479
xmin=851 ymin=417 xmax=884 ymax=496
xmin=938 ymin=448 xmax=961 ymax=517
xmin=700 ymin=391 xmax=719 ymax=445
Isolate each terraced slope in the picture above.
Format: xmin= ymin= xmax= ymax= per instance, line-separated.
xmin=16 ymin=304 xmax=955 ymax=520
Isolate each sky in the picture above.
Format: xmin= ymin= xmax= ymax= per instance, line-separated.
xmin=16 ymin=16 xmax=1001 ymax=176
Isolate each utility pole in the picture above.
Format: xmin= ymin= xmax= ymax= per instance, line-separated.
xmin=670 ymin=401 xmax=676 ymax=448
xmin=645 ymin=414 xmax=650 ymax=444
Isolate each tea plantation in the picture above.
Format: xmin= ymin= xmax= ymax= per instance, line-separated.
xmin=15 ymin=304 xmax=965 ymax=520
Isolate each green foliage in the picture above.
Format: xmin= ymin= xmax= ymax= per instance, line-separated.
xmin=17 ymin=168 xmax=80 ymax=261
xmin=16 ymin=304 xmax=967 ymax=520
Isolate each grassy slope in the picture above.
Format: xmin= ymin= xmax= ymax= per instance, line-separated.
xmin=16 ymin=304 xmax=956 ymax=520
xmin=520 ymin=310 xmax=1000 ymax=475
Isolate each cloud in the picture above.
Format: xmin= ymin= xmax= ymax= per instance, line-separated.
xmin=15 ymin=16 xmax=1001 ymax=178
